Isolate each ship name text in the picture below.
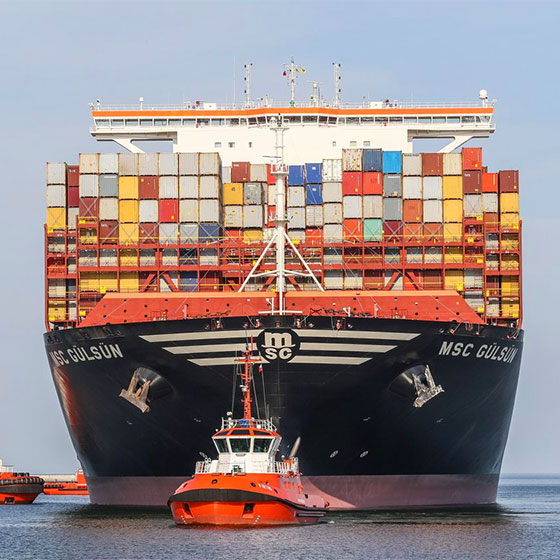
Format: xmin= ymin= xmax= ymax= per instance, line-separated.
xmin=49 ymin=343 xmax=124 ymax=366
xmin=438 ymin=341 xmax=518 ymax=363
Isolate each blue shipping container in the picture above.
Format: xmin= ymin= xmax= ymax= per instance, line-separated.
xmin=180 ymin=271 xmax=198 ymax=292
xmin=306 ymin=184 xmax=323 ymax=205
xmin=363 ymin=149 xmax=383 ymax=172
xmin=382 ymin=151 xmax=402 ymax=174
xmin=179 ymin=248 xmax=198 ymax=265
xmin=288 ymin=165 xmax=305 ymax=185
xmin=198 ymin=223 xmax=220 ymax=243
xmin=305 ymin=163 xmax=322 ymax=184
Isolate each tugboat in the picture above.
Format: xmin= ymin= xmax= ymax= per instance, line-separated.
xmin=168 ymin=345 xmax=328 ymax=526
xmin=43 ymin=469 xmax=89 ymax=496
xmin=0 ymin=459 xmax=44 ymax=505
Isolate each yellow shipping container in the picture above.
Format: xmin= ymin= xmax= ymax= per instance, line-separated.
xmin=502 ymin=254 xmax=520 ymax=270
xmin=443 ymin=222 xmax=463 ymax=243
xmin=500 ymin=212 xmax=519 ymax=229
xmin=119 ymin=176 xmax=139 ymax=199
xmin=46 ymin=207 xmax=67 ymax=230
xmin=442 ymin=176 xmax=463 ymax=199
xmin=502 ymin=297 xmax=520 ymax=318
xmin=119 ymin=223 xmax=139 ymax=245
xmin=120 ymin=272 xmax=139 ymax=292
xmin=500 ymin=193 xmax=519 ymax=213
xmin=444 ymin=270 xmax=464 ymax=292
xmin=79 ymin=227 xmax=97 ymax=245
xmin=502 ymin=275 xmax=520 ymax=296
xmin=445 ymin=247 xmax=463 ymax=263
xmin=98 ymin=272 xmax=118 ymax=293
xmin=501 ymin=233 xmax=520 ymax=250
xmin=243 ymin=229 xmax=263 ymax=243
xmin=119 ymin=249 xmax=138 ymax=266
xmin=223 ymin=183 xmax=244 ymax=205
xmin=48 ymin=302 xmax=67 ymax=322
xmin=443 ymin=199 xmax=463 ymax=223
xmin=119 ymin=199 xmax=139 ymax=223
xmin=80 ymin=272 xmax=100 ymax=292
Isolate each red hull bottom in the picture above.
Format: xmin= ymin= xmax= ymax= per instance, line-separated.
xmin=170 ymin=500 xmax=324 ymax=526
xmin=43 ymin=488 xmax=89 ymax=496
xmin=0 ymin=492 xmax=41 ymax=505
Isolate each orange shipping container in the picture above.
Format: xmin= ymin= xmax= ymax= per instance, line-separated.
xmin=403 ymin=223 xmax=423 ymax=243
xmin=462 ymin=147 xmax=483 ymax=170
xmin=343 ymin=219 xmax=363 ymax=241
xmin=403 ymin=200 xmax=422 ymax=222
xmin=362 ymin=172 xmax=382 ymax=195
xmin=482 ymin=173 xmax=498 ymax=193
xmin=423 ymin=223 xmax=443 ymax=242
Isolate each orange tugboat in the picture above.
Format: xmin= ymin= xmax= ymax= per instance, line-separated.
xmin=0 ymin=459 xmax=44 ymax=505
xmin=43 ymin=469 xmax=89 ymax=496
xmin=168 ymin=346 xmax=328 ymax=526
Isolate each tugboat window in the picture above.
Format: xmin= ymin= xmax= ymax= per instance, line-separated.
xmin=230 ymin=438 xmax=250 ymax=453
xmin=214 ymin=439 xmax=228 ymax=453
xmin=253 ymin=438 xmax=271 ymax=453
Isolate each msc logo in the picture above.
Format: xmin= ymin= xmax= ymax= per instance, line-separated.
xmin=256 ymin=329 xmax=300 ymax=363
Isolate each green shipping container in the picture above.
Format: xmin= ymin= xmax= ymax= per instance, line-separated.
xmin=364 ymin=218 xmax=383 ymax=241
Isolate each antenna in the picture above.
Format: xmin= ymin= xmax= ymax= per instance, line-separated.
xmin=244 ymin=63 xmax=252 ymax=108
xmin=333 ymin=63 xmax=341 ymax=107
xmin=283 ymin=57 xmax=305 ymax=107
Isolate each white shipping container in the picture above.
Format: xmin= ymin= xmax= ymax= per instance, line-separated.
xmin=443 ymin=153 xmax=462 ymax=175
xmin=159 ymin=223 xmax=179 ymax=245
xmin=99 ymin=174 xmax=119 ymax=197
xmin=324 ymin=270 xmax=343 ymax=289
xmin=179 ymin=153 xmax=199 ymax=175
xmin=243 ymin=206 xmax=264 ymax=228
xmin=159 ymin=153 xmax=179 ymax=175
xmin=324 ymin=224 xmax=343 ymax=243
xmin=179 ymin=176 xmax=198 ymax=199
xmin=487 ymin=298 xmax=500 ymax=317
xmin=250 ymin=164 xmax=268 ymax=182
xmin=224 ymin=206 xmax=243 ymax=228
xmin=322 ymin=159 xmax=343 ymax=182
xmin=179 ymin=199 xmax=199 ymax=222
xmin=179 ymin=224 xmax=198 ymax=243
xmin=464 ymin=269 xmax=484 ymax=288
xmin=403 ymin=176 xmax=422 ymax=199
xmin=162 ymin=249 xmax=178 ymax=267
xmin=138 ymin=153 xmax=158 ymax=175
xmin=482 ymin=193 xmax=498 ymax=213
xmin=423 ymin=199 xmax=443 ymax=222
xmin=343 ymin=196 xmax=363 ymax=219
xmin=344 ymin=270 xmax=363 ymax=289
xmin=464 ymin=194 xmax=483 ymax=217
xmin=383 ymin=197 xmax=403 ymax=221
xmin=79 ymin=153 xmax=98 ymax=174
xmin=423 ymin=176 xmax=443 ymax=199
xmin=199 ymin=199 xmax=221 ymax=222
xmin=406 ymin=247 xmax=423 ymax=263
xmin=200 ymin=248 xmax=219 ymax=266
xmin=47 ymin=184 xmax=66 ymax=207
xmin=99 ymin=197 xmax=118 ymax=220
xmin=287 ymin=186 xmax=305 ymax=207
xmin=324 ymin=203 xmax=343 ymax=224
xmin=99 ymin=249 xmax=117 ymax=267
xmin=67 ymin=207 xmax=79 ymax=229
xmin=288 ymin=207 xmax=305 ymax=229
xmin=425 ymin=247 xmax=443 ymax=263
xmin=99 ymin=153 xmax=118 ymax=174
xmin=159 ymin=176 xmax=179 ymax=199
xmin=363 ymin=195 xmax=382 ymax=219
xmin=306 ymin=206 xmax=323 ymax=227
xmin=118 ymin=153 xmax=138 ymax=176
xmin=342 ymin=149 xmax=363 ymax=172
xmin=48 ymin=279 xmax=66 ymax=297
xmin=402 ymin=153 xmax=422 ymax=176
xmin=199 ymin=152 xmax=221 ymax=175
xmin=46 ymin=162 xmax=66 ymax=184
xmin=200 ymin=176 xmax=220 ymax=199
xmin=290 ymin=229 xmax=306 ymax=243
xmin=139 ymin=199 xmax=158 ymax=222
xmin=79 ymin=174 xmax=99 ymax=197
xmin=323 ymin=182 xmax=342 ymax=202
xmin=222 ymin=166 xmax=232 ymax=183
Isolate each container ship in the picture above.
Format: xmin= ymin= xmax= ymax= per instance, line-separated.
xmin=44 ymin=62 xmax=522 ymax=508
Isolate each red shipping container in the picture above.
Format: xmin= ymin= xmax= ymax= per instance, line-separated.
xmin=231 ymin=162 xmax=250 ymax=183
xmin=383 ymin=220 xmax=403 ymax=236
xmin=306 ymin=227 xmax=322 ymax=245
xmin=423 ymin=270 xmax=443 ymax=290
xmin=342 ymin=172 xmax=363 ymax=195
xmin=67 ymin=165 xmax=79 ymax=187
xmin=224 ymin=228 xmax=242 ymax=240
xmin=499 ymin=170 xmax=519 ymax=193
xmin=463 ymin=170 xmax=482 ymax=193
xmin=364 ymin=270 xmax=383 ymax=289
xmin=139 ymin=176 xmax=159 ymax=199
xmin=484 ymin=212 xmax=499 ymax=227
xmin=462 ymin=147 xmax=483 ymax=170
xmin=267 ymin=164 xmax=276 ymax=185
xmin=422 ymin=153 xmax=443 ymax=176
xmin=362 ymin=172 xmax=382 ymax=195
xmin=79 ymin=197 xmax=98 ymax=217
xmin=343 ymin=219 xmax=363 ymax=241
xmin=403 ymin=200 xmax=423 ymax=223
xmin=100 ymin=220 xmax=118 ymax=244
xmin=403 ymin=223 xmax=423 ymax=243
xmin=159 ymin=199 xmax=178 ymax=222
xmin=67 ymin=186 xmax=79 ymax=207
xmin=199 ymin=272 xmax=220 ymax=291
xmin=482 ymin=173 xmax=498 ymax=193
xmin=423 ymin=223 xmax=443 ymax=242
xmin=139 ymin=223 xmax=158 ymax=244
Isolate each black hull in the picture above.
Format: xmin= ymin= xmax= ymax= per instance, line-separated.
xmin=44 ymin=316 xmax=523 ymax=509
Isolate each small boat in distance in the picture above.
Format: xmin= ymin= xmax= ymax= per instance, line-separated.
xmin=0 ymin=459 xmax=44 ymax=505
xmin=43 ymin=469 xmax=89 ymax=496
xmin=168 ymin=344 xmax=327 ymax=526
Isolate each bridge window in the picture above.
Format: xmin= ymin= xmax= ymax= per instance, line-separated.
xmin=418 ymin=117 xmax=431 ymax=124
xmin=303 ymin=115 xmax=318 ymax=124
xmin=214 ymin=142 xmax=222 ymax=148
xmin=168 ymin=119 xmax=181 ymax=125
xmin=197 ymin=119 xmax=209 ymax=127
xmin=239 ymin=118 xmax=248 ymax=126
xmin=433 ymin=117 xmax=446 ymax=124
xmin=258 ymin=116 xmax=267 ymax=124
xmin=349 ymin=141 xmax=357 ymax=147
xmin=328 ymin=116 xmax=337 ymax=125
xmin=361 ymin=117 xmax=374 ymax=124
xmin=95 ymin=119 xmax=109 ymax=127
xmin=111 ymin=119 xmax=124 ymax=127
xmin=183 ymin=119 xmax=196 ymax=126
xmin=140 ymin=119 xmax=154 ymax=126
xmin=154 ymin=119 xmax=166 ymax=126
xmin=389 ymin=116 xmax=403 ymax=123
xmin=461 ymin=116 xmax=475 ymax=123
xmin=404 ymin=117 xmax=417 ymax=123
xmin=375 ymin=116 xmax=388 ymax=123
xmin=253 ymin=438 xmax=272 ymax=453
xmin=211 ymin=119 xmax=225 ymax=126
xmin=477 ymin=116 xmax=490 ymax=123
xmin=214 ymin=438 xmax=228 ymax=453
xmin=125 ymin=119 xmax=138 ymax=126
xmin=319 ymin=116 xmax=328 ymax=124
xmin=363 ymin=140 xmax=371 ymax=147
xmin=447 ymin=117 xmax=460 ymax=124
xmin=286 ymin=116 xmax=301 ymax=124
xmin=230 ymin=438 xmax=251 ymax=453
xmin=346 ymin=117 xmax=359 ymax=125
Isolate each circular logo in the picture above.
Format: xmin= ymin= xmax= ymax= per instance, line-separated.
xmin=256 ymin=329 xmax=300 ymax=363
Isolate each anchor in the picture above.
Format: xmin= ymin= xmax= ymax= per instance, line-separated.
xmin=119 ymin=369 xmax=152 ymax=413
xmin=412 ymin=365 xmax=444 ymax=408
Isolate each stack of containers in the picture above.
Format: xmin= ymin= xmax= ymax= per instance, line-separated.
xmin=363 ymin=150 xmax=383 ymax=243
xmin=442 ymin=152 xmax=463 ymax=266
xmin=287 ymin=164 xmax=306 ymax=243
xmin=243 ymin=163 xmax=266 ymax=243
xmin=322 ymin=158 xmax=343 ymax=289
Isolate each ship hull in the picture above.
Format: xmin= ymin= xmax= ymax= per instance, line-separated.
xmin=44 ymin=315 xmax=523 ymax=509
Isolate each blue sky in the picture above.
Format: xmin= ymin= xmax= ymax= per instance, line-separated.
xmin=0 ymin=0 xmax=558 ymax=473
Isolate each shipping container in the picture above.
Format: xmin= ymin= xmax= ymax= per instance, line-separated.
xmin=139 ymin=176 xmax=158 ymax=199
xmin=67 ymin=186 xmax=79 ymax=207
xmin=423 ymin=199 xmax=443 ymax=222
xmin=306 ymin=184 xmax=322 ymax=205
xmin=464 ymin=194 xmax=483 ymax=217
xmin=482 ymin=172 xmax=499 ymax=193
xmin=67 ymin=165 xmax=79 ymax=187
xmin=344 ymin=270 xmax=363 ymax=289
xmin=443 ymin=199 xmax=463 ymax=223
xmin=157 ymin=199 xmax=177 ymax=223
xmin=243 ymin=205 xmax=264 ymax=228
xmin=199 ymin=175 xmax=220 ymax=199
xmin=243 ymin=229 xmax=263 ymax=243
xmin=100 ymin=220 xmax=118 ymax=244
xmin=47 ymin=162 xmax=66 ymax=184
xmin=231 ymin=161 xmax=250 ymax=182
xmin=382 ymin=151 xmax=402 ymax=174
xmin=67 ymin=207 xmax=79 ymax=228
xmin=403 ymin=176 xmax=422 ymax=199
xmin=323 ymin=182 xmax=342 ymax=202
xmin=442 ymin=153 xmax=462 ymax=175
xmin=79 ymin=174 xmax=99 ymax=198
xmin=47 ymin=184 xmax=66 ymax=207
xmin=425 ymin=247 xmax=443 ymax=264
xmin=179 ymin=176 xmax=198 ymax=199
xmin=79 ymin=197 xmax=98 ymax=217
xmin=464 ymin=269 xmax=483 ymax=289
xmin=139 ymin=223 xmax=158 ymax=244
xmin=363 ymin=195 xmax=382 ymax=219
xmin=383 ymin=197 xmax=403 ymax=221
xmin=98 ymin=153 xmax=118 ymax=175
xmin=324 ymin=270 xmax=343 ymax=290
xmin=442 ymin=176 xmax=462 ymax=199
xmin=462 ymin=147 xmax=483 ymax=170
xmin=119 ymin=176 xmax=139 ymax=199
xmin=343 ymin=219 xmax=363 ymax=241
xmin=138 ymin=153 xmax=158 ymax=176
xmin=362 ymin=149 xmax=382 ymax=172
xmin=46 ymin=207 xmax=67 ymax=230
xmin=500 ymin=193 xmax=520 ymax=213
xmin=500 ymin=213 xmax=520 ymax=229
xmin=324 ymin=203 xmax=343 ymax=224
xmin=249 ymin=163 xmax=267 ymax=182
xmin=179 ymin=224 xmax=198 ymax=243
xmin=403 ymin=199 xmax=423 ymax=222
xmin=159 ymin=223 xmax=179 ymax=245
xmin=499 ymin=170 xmax=519 ymax=193
xmin=287 ymin=186 xmax=305 ymax=207
xmin=179 ymin=199 xmax=198 ymax=223
xmin=223 ymin=183 xmax=243 ymax=205
xmin=482 ymin=193 xmax=498 ymax=213
xmin=119 ymin=199 xmax=139 ymax=223
xmin=406 ymin=247 xmax=422 ymax=264
xmin=222 ymin=166 xmax=232 ymax=184
xmin=305 ymin=163 xmax=322 ymax=183
xmin=224 ymin=206 xmax=242 ymax=228
xmin=99 ymin=197 xmax=118 ymax=220
xmin=402 ymin=153 xmax=422 ymax=176
xmin=383 ymin=174 xmax=402 ymax=197
xmin=363 ymin=218 xmax=383 ymax=241
xmin=342 ymin=172 xmax=363 ymax=195
xmin=267 ymin=184 xmax=277 ymax=204
xmin=363 ymin=172 xmax=382 ymax=195
xmin=288 ymin=165 xmax=305 ymax=185
xmin=157 ymin=153 xmax=178 ymax=175
xmin=323 ymin=224 xmax=343 ymax=243
xmin=159 ymin=176 xmax=179 ymax=199
xmin=99 ymin=174 xmax=118 ymax=197
xmin=343 ymin=196 xmax=363 ymax=219
xmin=199 ymin=153 xmax=221 ymax=175
xmin=244 ymin=182 xmax=263 ymax=205
xmin=119 ymin=223 xmax=139 ymax=245
xmin=422 ymin=153 xmax=443 ymax=176
xmin=287 ymin=207 xmax=305 ymax=229
xmin=305 ymin=206 xmax=323 ymax=227
xmin=179 ymin=153 xmax=199 ymax=176
xmin=322 ymin=159 xmax=343 ymax=182
xmin=463 ymin=170 xmax=482 ymax=193
xmin=342 ymin=148 xmax=363 ymax=171
xmin=422 ymin=176 xmax=442 ymax=199
xmin=199 ymin=199 xmax=220 ymax=223
xmin=79 ymin=153 xmax=99 ymax=174
xmin=118 ymin=153 xmax=138 ymax=176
